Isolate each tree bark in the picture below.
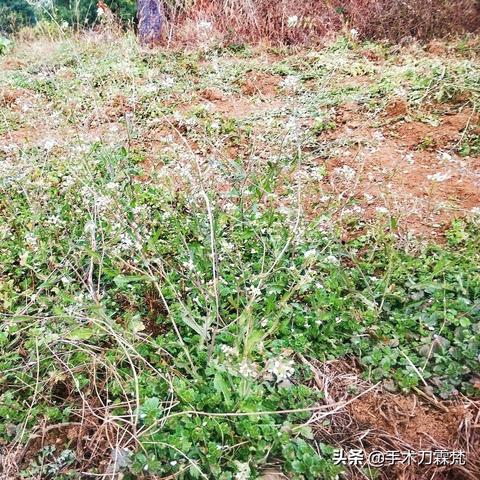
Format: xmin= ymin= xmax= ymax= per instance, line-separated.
xmin=137 ymin=0 xmax=164 ymax=46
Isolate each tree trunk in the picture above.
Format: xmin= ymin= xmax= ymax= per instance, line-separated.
xmin=137 ymin=0 xmax=164 ymax=46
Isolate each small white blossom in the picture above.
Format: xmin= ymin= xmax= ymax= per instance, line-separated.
xmin=183 ymin=258 xmax=195 ymax=271
xmin=350 ymin=28 xmax=359 ymax=39
xmin=43 ymin=139 xmax=57 ymax=151
xmin=304 ymin=249 xmax=317 ymax=261
xmin=235 ymin=461 xmax=251 ymax=480
xmin=287 ymin=15 xmax=299 ymax=28
xmin=341 ymin=205 xmax=364 ymax=217
xmin=332 ymin=165 xmax=356 ymax=182
xmin=119 ymin=232 xmax=134 ymax=251
xmin=95 ymin=194 xmax=112 ymax=212
xmin=438 ymin=151 xmax=453 ymax=162
xmin=247 ymin=285 xmax=262 ymax=298
xmin=470 ymin=207 xmax=480 ymax=216
xmin=373 ymin=130 xmax=385 ymax=142
xmin=105 ymin=182 xmax=118 ymax=191
xmin=197 ymin=20 xmax=213 ymax=31
xmin=25 ymin=232 xmax=38 ymax=248
xmin=160 ymin=76 xmax=175 ymax=89
xmin=405 ymin=153 xmax=415 ymax=164
xmin=325 ymin=254 xmax=340 ymax=266
xmin=266 ymin=358 xmax=295 ymax=383
xmin=220 ymin=345 xmax=238 ymax=357
xmin=19 ymin=251 xmax=29 ymax=266
xmin=427 ymin=171 xmax=451 ymax=182
xmin=84 ymin=221 xmax=95 ymax=234
xmin=280 ymin=75 xmax=300 ymax=91
xmin=238 ymin=360 xmax=257 ymax=379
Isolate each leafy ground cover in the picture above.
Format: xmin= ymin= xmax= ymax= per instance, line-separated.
xmin=0 ymin=30 xmax=479 ymax=479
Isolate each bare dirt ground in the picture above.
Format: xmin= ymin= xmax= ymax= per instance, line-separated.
xmin=2 ymin=41 xmax=479 ymax=243
xmin=306 ymin=359 xmax=480 ymax=480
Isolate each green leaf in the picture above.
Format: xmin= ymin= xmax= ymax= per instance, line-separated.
xmin=213 ymin=372 xmax=231 ymax=404
xmin=68 ymin=327 xmax=94 ymax=340
xmin=113 ymin=275 xmax=148 ymax=288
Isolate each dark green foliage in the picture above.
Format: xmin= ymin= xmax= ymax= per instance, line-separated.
xmin=0 ymin=0 xmax=36 ymax=34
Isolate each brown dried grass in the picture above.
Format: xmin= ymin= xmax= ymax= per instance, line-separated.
xmin=298 ymin=356 xmax=480 ymax=480
xmin=166 ymin=0 xmax=480 ymax=45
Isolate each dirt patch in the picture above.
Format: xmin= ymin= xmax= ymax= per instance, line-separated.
xmin=212 ymin=96 xmax=283 ymax=118
xmin=305 ymin=358 xmax=480 ymax=480
xmin=144 ymin=288 xmax=169 ymax=337
xmin=0 ymin=88 xmax=28 ymax=107
xmin=350 ymin=392 xmax=464 ymax=447
xmin=186 ymin=92 xmax=283 ymax=119
xmin=306 ymin=104 xmax=480 ymax=238
xmin=386 ymin=98 xmax=408 ymax=118
xmin=392 ymin=111 xmax=477 ymax=150
xmin=104 ymin=94 xmax=136 ymax=120
xmin=240 ymin=71 xmax=280 ymax=96
xmin=0 ymin=57 xmax=27 ymax=71
xmin=201 ymin=87 xmax=226 ymax=102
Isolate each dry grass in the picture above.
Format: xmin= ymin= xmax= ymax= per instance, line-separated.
xmin=162 ymin=0 xmax=480 ymax=45
xmin=300 ymin=357 xmax=480 ymax=480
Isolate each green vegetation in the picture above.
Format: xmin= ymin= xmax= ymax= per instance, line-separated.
xmin=0 ymin=0 xmax=36 ymax=34
xmin=0 ymin=32 xmax=479 ymax=478
xmin=0 ymin=0 xmax=136 ymax=34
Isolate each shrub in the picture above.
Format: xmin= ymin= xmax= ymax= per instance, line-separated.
xmin=0 ymin=0 xmax=36 ymax=35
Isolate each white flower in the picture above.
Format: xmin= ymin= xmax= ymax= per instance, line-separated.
xmin=105 ymin=182 xmax=118 ymax=191
xmin=325 ymin=254 xmax=340 ymax=266
xmin=427 ymin=171 xmax=451 ymax=182
xmin=221 ymin=240 xmax=234 ymax=251
xmin=235 ymin=461 xmax=251 ymax=480
xmin=341 ymin=205 xmax=364 ymax=217
xmin=95 ymin=194 xmax=112 ymax=212
xmin=471 ymin=207 xmax=480 ymax=216
xmin=333 ymin=165 xmax=356 ymax=181
xmin=197 ymin=20 xmax=213 ymax=31
xmin=280 ymin=75 xmax=300 ymax=91
xmin=220 ymin=345 xmax=238 ymax=357
xmin=438 ymin=151 xmax=453 ymax=162
xmin=160 ymin=76 xmax=175 ymax=89
xmin=97 ymin=7 xmax=104 ymax=17
xmin=144 ymin=83 xmax=158 ymax=93
xmin=25 ymin=232 xmax=38 ymax=248
xmin=405 ymin=153 xmax=415 ymax=164
xmin=266 ymin=358 xmax=295 ymax=383
xmin=375 ymin=206 xmax=389 ymax=214
xmin=43 ymin=139 xmax=56 ymax=151
xmin=19 ymin=251 xmax=29 ymax=266
xmin=238 ymin=360 xmax=257 ymax=379
xmin=119 ymin=232 xmax=134 ymax=251
xmin=247 ymin=285 xmax=261 ymax=298
xmin=350 ymin=28 xmax=359 ymax=39
xmin=304 ymin=249 xmax=317 ymax=261
xmin=287 ymin=15 xmax=299 ymax=28
xmin=84 ymin=220 xmax=95 ymax=234
xmin=183 ymin=258 xmax=195 ymax=271
xmin=373 ymin=130 xmax=385 ymax=142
